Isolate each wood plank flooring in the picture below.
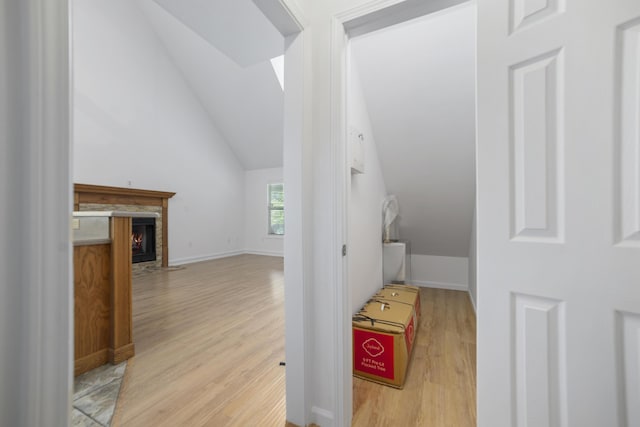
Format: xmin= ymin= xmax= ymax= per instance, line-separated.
xmin=112 ymin=255 xmax=286 ymax=426
xmin=111 ymin=255 xmax=476 ymax=426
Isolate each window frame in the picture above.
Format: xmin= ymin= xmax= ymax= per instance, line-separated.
xmin=267 ymin=183 xmax=284 ymax=236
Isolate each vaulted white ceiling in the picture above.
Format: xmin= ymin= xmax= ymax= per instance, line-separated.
xmin=351 ymin=4 xmax=476 ymax=257
xmin=153 ymin=0 xmax=284 ymax=67
xmin=140 ymin=0 xmax=285 ymax=170
xmin=134 ymin=0 xmax=475 ymax=257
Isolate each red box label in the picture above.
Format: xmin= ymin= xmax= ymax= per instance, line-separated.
xmin=353 ymin=329 xmax=395 ymax=380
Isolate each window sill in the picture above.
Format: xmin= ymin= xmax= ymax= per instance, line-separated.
xmin=265 ymin=235 xmax=284 ymax=239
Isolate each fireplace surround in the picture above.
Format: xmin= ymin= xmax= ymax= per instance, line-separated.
xmin=74 ymin=184 xmax=175 ymax=269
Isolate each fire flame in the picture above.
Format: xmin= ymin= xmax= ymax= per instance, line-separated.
xmin=131 ymin=232 xmax=143 ymax=251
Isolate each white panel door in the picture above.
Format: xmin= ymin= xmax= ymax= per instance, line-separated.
xmin=477 ymin=0 xmax=640 ymax=426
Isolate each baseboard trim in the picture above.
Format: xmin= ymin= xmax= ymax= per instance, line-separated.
xmin=311 ymin=406 xmax=333 ymax=426
xmin=169 ymin=250 xmax=287 ymax=266
xmin=109 ymin=343 xmax=135 ymax=364
xmin=244 ymin=250 xmax=284 ymax=257
xmin=412 ymin=280 xmax=468 ymax=292
xmin=169 ymin=250 xmax=244 ymax=266
xmin=468 ymin=290 xmax=477 ymax=314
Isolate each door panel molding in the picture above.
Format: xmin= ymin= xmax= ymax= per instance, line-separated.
xmin=510 ymin=0 xmax=565 ymax=34
xmin=616 ymin=18 xmax=640 ymax=247
xmin=512 ymin=293 xmax=567 ymax=427
xmin=616 ymin=311 xmax=640 ymax=427
xmin=509 ymin=48 xmax=565 ymax=243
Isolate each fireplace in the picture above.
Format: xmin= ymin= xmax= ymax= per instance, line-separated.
xmin=131 ymin=217 xmax=156 ymax=263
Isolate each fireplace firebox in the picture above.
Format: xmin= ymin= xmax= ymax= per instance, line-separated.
xmin=131 ymin=217 xmax=156 ymax=263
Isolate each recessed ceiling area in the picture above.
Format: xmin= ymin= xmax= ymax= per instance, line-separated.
xmin=350 ymin=3 xmax=476 ymax=257
xmin=141 ymin=0 xmax=285 ymax=170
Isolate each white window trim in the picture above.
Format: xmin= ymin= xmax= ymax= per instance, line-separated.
xmin=268 ymin=182 xmax=285 ymax=236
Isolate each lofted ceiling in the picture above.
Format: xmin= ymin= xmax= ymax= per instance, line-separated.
xmin=351 ymin=3 xmax=476 ymax=257
xmin=153 ymin=0 xmax=284 ymax=67
xmin=132 ymin=0 xmax=475 ymax=257
xmin=139 ymin=0 xmax=285 ymax=170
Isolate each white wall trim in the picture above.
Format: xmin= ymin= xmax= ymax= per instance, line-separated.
xmin=170 ymin=250 xmax=284 ymax=265
xmin=312 ymin=406 xmax=335 ymax=426
xmin=338 ymin=0 xmax=406 ymax=23
xmin=244 ymin=249 xmax=284 ymax=257
xmin=412 ymin=280 xmax=469 ymax=291
xmin=329 ymin=13 xmax=351 ymax=427
xmin=0 ymin=0 xmax=72 ymax=425
xmin=342 ymin=0 xmax=469 ymax=38
xmin=277 ymin=2 xmax=310 ymax=424
xmin=169 ymin=250 xmax=244 ymax=266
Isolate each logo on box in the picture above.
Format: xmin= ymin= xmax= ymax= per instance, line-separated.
xmin=362 ymin=338 xmax=385 ymax=357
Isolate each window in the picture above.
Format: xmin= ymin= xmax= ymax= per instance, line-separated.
xmin=268 ymin=183 xmax=284 ymax=235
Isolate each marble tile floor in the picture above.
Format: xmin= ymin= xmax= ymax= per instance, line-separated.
xmin=72 ymin=362 xmax=127 ymax=427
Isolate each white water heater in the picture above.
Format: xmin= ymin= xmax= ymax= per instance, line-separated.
xmin=383 ymin=242 xmax=406 ymax=284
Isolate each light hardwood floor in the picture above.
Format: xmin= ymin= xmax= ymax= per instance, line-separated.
xmin=112 ymin=255 xmax=475 ymax=426
xmin=112 ymin=255 xmax=286 ymax=426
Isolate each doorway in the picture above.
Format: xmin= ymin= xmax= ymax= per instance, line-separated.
xmin=70 ymin=0 xmax=307 ymax=425
xmin=335 ymin=0 xmax=478 ymax=424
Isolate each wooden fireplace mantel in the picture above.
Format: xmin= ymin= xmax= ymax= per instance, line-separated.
xmin=74 ymin=183 xmax=176 ymax=267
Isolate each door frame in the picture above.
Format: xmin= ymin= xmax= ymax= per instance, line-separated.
xmin=257 ymin=1 xmax=312 ymax=425
xmin=329 ymin=0 xmax=474 ymax=425
xmin=0 ymin=0 xmax=311 ymax=425
xmin=0 ymin=0 xmax=73 ymax=425
xmin=8 ymin=0 xmax=483 ymax=425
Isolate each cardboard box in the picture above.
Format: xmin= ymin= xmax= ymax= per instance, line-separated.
xmin=376 ymin=284 xmax=421 ymax=328
xmin=353 ymin=300 xmax=416 ymax=388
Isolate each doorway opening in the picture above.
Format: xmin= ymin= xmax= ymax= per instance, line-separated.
xmin=339 ymin=0 xmax=477 ymax=423
xmin=70 ymin=0 xmax=304 ymax=425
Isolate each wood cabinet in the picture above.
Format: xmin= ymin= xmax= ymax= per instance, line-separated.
xmin=74 ymin=243 xmax=111 ymax=375
xmin=73 ymin=215 xmax=143 ymax=376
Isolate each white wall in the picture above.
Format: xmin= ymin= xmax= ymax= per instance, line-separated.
xmin=411 ymin=254 xmax=469 ymax=290
xmin=348 ymin=60 xmax=388 ymax=313
xmin=139 ymin=0 xmax=285 ymax=171
xmin=350 ymin=3 xmax=476 ymax=258
xmin=72 ymin=0 xmax=246 ymax=265
xmin=244 ymin=167 xmax=284 ymax=256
